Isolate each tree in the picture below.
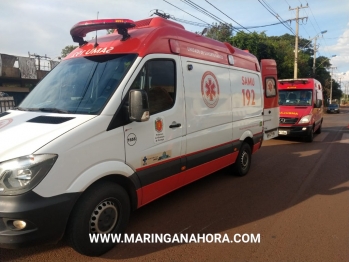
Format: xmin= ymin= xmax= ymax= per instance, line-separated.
xmin=205 ymin=23 xmax=232 ymax=42
xmin=61 ymin=45 xmax=78 ymax=58
xmin=231 ymin=31 xmax=277 ymax=60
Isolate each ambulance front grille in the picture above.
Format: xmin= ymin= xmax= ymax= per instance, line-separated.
xmin=279 ymin=117 xmax=298 ymax=124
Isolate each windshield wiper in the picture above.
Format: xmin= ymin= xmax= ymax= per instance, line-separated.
xmin=38 ymin=108 xmax=71 ymax=113
xmin=15 ymin=107 xmax=29 ymax=111
xmin=15 ymin=107 xmax=44 ymax=111
xmin=14 ymin=107 xmax=71 ymax=113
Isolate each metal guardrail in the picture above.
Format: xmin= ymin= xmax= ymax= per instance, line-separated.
xmin=0 ymin=97 xmax=15 ymax=113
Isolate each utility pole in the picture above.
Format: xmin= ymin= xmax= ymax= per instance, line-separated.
xmin=28 ymin=52 xmax=51 ymax=71
xmin=312 ymin=31 xmax=327 ymax=75
xmin=329 ymin=66 xmax=337 ymax=103
xmin=289 ymin=4 xmax=308 ymax=79
xmin=312 ymin=37 xmax=318 ymax=76
xmin=339 ymin=77 xmax=342 ymax=104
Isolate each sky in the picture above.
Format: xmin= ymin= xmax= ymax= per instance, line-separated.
xmin=1 ymin=0 xmax=348 ymax=87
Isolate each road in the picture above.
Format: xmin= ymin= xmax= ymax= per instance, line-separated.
xmin=1 ymin=107 xmax=348 ymax=262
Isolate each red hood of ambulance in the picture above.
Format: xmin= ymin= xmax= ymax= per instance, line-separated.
xmin=279 ymin=106 xmax=312 ymax=118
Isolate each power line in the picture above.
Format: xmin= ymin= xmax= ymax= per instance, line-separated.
xmin=296 ymin=3 xmax=320 ymax=40
xmin=261 ymin=0 xmax=295 ymax=34
xmin=181 ymin=0 xmax=227 ymax=24
xmin=258 ymin=0 xmax=295 ymax=35
xmin=293 ymin=0 xmax=332 ymax=60
xmin=305 ymin=2 xmax=323 ymax=33
xmin=263 ymin=0 xmax=282 ymax=17
xmin=162 ymin=0 xmax=211 ymax=26
xmin=171 ymin=17 xmax=209 ymax=27
xmin=204 ymin=0 xmax=252 ymax=33
xmin=241 ymin=20 xmax=293 ymax=29
xmin=180 ymin=0 xmax=243 ymax=33
xmin=153 ymin=9 xmax=293 ymax=30
xmin=152 ymin=8 xmax=210 ymax=27
xmin=306 ymin=2 xmax=332 ymax=59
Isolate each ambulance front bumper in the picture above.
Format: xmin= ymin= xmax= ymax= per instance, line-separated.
xmin=278 ymin=125 xmax=312 ymax=137
xmin=0 ymin=191 xmax=80 ymax=249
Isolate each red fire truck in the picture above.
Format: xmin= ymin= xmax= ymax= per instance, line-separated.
xmin=278 ymin=78 xmax=324 ymax=142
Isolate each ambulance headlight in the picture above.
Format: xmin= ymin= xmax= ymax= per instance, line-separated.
xmin=0 ymin=154 xmax=57 ymax=195
xmin=299 ymin=115 xmax=312 ymax=124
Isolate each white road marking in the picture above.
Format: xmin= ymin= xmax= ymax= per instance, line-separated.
xmin=340 ymin=133 xmax=349 ymax=144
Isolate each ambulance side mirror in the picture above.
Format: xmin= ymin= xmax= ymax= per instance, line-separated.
xmin=129 ymin=90 xmax=150 ymax=122
xmin=315 ymin=99 xmax=322 ymax=108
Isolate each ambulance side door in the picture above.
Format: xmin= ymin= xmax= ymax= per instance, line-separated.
xmin=231 ymin=68 xmax=264 ymax=142
xmin=123 ymin=54 xmax=185 ymax=206
xmin=260 ymin=59 xmax=279 ymax=140
xmin=180 ymin=57 xmax=233 ymax=185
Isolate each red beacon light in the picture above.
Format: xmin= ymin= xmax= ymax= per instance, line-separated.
xmin=70 ymin=19 xmax=135 ymax=46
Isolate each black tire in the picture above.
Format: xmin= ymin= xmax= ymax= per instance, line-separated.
xmin=232 ymin=142 xmax=251 ymax=176
xmin=305 ymin=127 xmax=314 ymax=142
xmin=67 ymin=182 xmax=130 ymax=256
xmin=315 ymin=122 xmax=322 ymax=134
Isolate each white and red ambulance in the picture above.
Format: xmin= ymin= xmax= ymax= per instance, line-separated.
xmin=0 ymin=17 xmax=278 ymax=255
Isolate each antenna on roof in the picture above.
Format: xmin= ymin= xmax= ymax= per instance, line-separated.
xmin=94 ymin=11 xmax=99 ymax=48
xmin=153 ymin=9 xmax=170 ymax=19
xmin=201 ymin=28 xmax=208 ymax=35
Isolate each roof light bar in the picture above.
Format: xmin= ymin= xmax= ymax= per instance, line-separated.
xmin=70 ymin=19 xmax=136 ymax=46
xmin=278 ymin=79 xmax=309 ymax=85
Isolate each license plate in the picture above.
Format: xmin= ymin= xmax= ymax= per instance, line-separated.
xmin=279 ymin=130 xmax=287 ymax=135
xmin=266 ymin=131 xmax=277 ymax=139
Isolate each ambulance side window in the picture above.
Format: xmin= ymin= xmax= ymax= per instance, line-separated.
xmin=265 ymin=77 xmax=277 ymax=98
xmin=131 ymin=59 xmax=176 ymax=115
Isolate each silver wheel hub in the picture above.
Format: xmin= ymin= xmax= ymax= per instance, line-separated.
xmin=240 ymin=151 xmax=249 ymax=169
xmin=90 ymin=200 xmax=118 ymax=233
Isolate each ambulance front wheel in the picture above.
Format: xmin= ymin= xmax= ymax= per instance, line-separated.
xmin=305 ymin=127 xmax=314 ymax=142
xmin=232 ymin=142 xmax=251 ymax=177
xmin=67 ymin=181 xmax=130 ymax=256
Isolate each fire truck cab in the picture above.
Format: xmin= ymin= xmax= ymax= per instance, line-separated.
xmin=0 ymin=17 xmax=279 ymax=256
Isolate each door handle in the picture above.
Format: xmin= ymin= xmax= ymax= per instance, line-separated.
xmin=169 ymin=122 xmax=181 ymax=128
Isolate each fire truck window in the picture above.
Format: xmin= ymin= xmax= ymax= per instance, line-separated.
xmin=130 ymin=59 xmax=176 ymax=115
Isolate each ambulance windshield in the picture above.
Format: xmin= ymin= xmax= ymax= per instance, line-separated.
xmin=19 ymin=54 xmax=137 ymax=114
xmin=278 ymin=90 xmax=312 ymax=106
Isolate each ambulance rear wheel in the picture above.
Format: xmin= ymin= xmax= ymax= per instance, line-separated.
xmin=67 ymin=182 xmax=130 ymax=256
xmin=232 ymin=142 xmax=251 ymax=177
